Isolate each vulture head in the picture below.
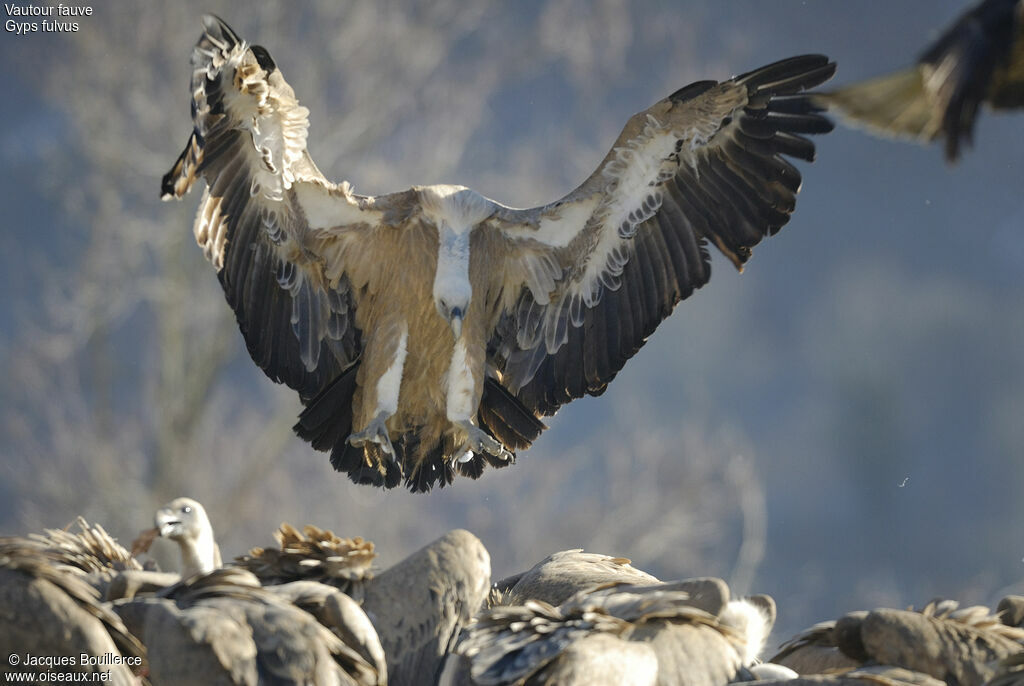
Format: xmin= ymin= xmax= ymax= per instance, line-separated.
xmin=154 ymin=497 xmax=221 ymax=578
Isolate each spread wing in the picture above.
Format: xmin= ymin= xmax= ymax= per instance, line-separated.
xmin=485 ymin=55 xmax=835 ymax=416
xmin=163 ymin=15 xmax=393 ymax=401
xmin=817 ymin=0 xmax=1024 ymax=162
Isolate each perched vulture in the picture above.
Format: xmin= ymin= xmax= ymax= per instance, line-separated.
xmin=234 ymin=523 xmax=376 ymax=601
xmin=260 ymin=579 xmax=388 ymax=684
xmin=0 ymin=534 xmax=146 ymax=684
xmin=115 ymin=567 xmax=382 ymax=686
xmin=444 ymin=577 xmax=777 ymax=686
xmin=359 ymin=529 xmax=491 ymax=686
xmin=23 ymin=517 xmax=145 ymax=597
xmin=493 ymin=549 xmax=659 ymax=607
xmin=769 ymin=616 xmax=862 ymax=675
xmin=771 ymin=599 xmax=1024 ymax=686
xmin=817 ymin=0 xmax=1024 ymax=161
xmin=154 ymin=496 xmax=222 ymax=577
xmin=998 ymin=595 xmax=1024 ymax=628
xmin=120 ymin=500 xmax=388 ymax=683
xmin=20 ymin=515 xmax=178 ymax=604
xmin=163 ymin=14 xmax=834 ymax=491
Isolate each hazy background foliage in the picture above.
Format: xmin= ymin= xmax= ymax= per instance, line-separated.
xmin=1 ymin=0 xmax=1022 ymax=644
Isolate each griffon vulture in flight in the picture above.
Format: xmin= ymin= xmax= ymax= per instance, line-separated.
xmin=163 ymin=15 xmax=835 ymax=491
xmin=816 ymin=0 xmax=1024 ymax=161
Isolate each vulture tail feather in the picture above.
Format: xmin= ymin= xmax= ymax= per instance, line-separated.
xmin=293 ymin=363 xmax=359 ymax=451
xmin=478 ymin=377 xmax=547 ymax=450
xmin=406 ymin=435 xmax=455 ymax=492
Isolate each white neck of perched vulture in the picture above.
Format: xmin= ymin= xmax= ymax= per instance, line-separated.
xmin=178 ymin=522 xmax=219 ymax=578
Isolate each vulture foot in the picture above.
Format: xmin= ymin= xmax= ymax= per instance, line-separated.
xmin=348 ymin=413 xmax=396 ymax=458
xmin=456 ymin=421 xmax=514 ymax=463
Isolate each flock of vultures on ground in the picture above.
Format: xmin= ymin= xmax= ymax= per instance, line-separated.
xmin=2 ymin=499 xmax=1024 ymax=684
xmin=3 ymin=0 xmax=1024 ymax=683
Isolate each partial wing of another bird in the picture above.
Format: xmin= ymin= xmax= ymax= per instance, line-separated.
xmin=484 ymin=55 xmax=835 ymax=416
xmin=816 ymin=0 xmax=1024 ymax=161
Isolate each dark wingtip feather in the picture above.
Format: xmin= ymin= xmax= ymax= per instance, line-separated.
xmin=249 ymin=45 xmax=277 ymax=72
xmin=160 ymin=168 xmax=181 ymax=201
xmin=737 ymin=54 xmax=835 ymax=91
xmin=161 ymin=131 xmax=203 ymax=200
xmin=768 ymin=94 xmax=831 ymax=115
xmin=773 ymin=132 xmax=818 ymax=162
xmin=740 ymin=111 xmax=835 ymax=137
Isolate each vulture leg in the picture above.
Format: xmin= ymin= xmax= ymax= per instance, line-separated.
xmin=348 ymin=321 xmax=408 ymax=469
xmin=444 ymin=335 xmax=512 ymax=463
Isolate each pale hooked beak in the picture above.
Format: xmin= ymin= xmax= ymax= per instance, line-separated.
xmin=155 ymin=510 xmax=179 ymax=538
xmin=449 ymin=307 xmax=464 ymax=339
